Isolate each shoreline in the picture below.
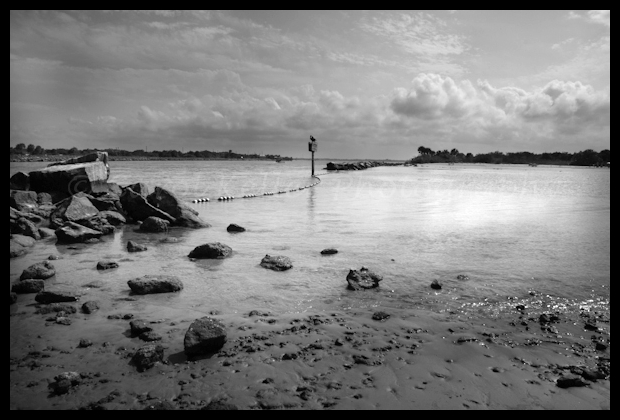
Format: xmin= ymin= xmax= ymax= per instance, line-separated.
xmin=10 ymin=231 xmax=611 ymax=409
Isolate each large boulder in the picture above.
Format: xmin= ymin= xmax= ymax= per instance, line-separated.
xmin=55 ymin=221 xmax=103 ymax=243
xmin=120 ymin=187 xmax=176 ymax=223
xmin=346 ymin=267 xmax=383 ymax=290
xmin=184 ymin=316 xmax=227 ymax=356
xmin=10 ymin=234 xmax=35 ymax=258
xmin=147 ymin=186 xmax=210 ymax=228
xmin=20 ymin=261 xmax=56 ymax=280
xmin=10 ymin=190 xmax=39 ymax=212
xmin=10 ymin=172 xmax=30 ymax=190
xmin=29 ymin=158 xmax=110 ymax=196
xmin=188 ymin=242 xmax=232 ymax=259
xmin=260 ymin=254 xmax=293 ymax=271
xmin=50 ymin=192 xmax=100 ymax=228
xmin=127 ymin=275 xmax=184 ymax=295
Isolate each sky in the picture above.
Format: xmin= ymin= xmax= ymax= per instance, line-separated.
xmin=10 ymin=10 xmax=610 ymax=159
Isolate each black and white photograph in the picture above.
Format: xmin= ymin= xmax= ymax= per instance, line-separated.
xmin=10 ymin=10 xmax=610 ymax=410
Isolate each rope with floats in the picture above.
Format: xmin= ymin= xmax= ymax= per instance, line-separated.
xmin=190 ymin=174 xmax=323 ymax=204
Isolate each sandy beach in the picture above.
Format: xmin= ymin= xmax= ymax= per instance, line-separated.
xmin=10 ymin=283 xmax=610 ymax=410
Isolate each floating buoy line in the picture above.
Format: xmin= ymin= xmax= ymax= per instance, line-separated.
xmin=190 ymin=175 xmax=323 ymax=204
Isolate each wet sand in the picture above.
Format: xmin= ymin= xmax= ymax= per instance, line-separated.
xmin=10 ymin=286 xmax=610 ymax=410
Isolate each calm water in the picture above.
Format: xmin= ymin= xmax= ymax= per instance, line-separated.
xmin=10 ymin=160 xmax=610 ymax=319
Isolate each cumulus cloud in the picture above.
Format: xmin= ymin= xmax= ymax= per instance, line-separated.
xmin=389 ymin=73 xmax=610 ymax=146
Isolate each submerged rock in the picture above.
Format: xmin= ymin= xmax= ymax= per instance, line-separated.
xmin=321 ymin=248 xmax=338 ymax=255
xmin=35 ymin=287 xmax=80 ymax=304
xmin=139 ymin=216 xmax=170 ymax=232
xmin=184 ymin=316 xmax=227 ymax=356
xmin=127 ymin=275 xmax=183 ymax=295
xmin=346 ymin=267 xmax=382 ymax=290
xmin=260 ymin=254 xmax=293 ymax=271
xmin=97 ymin=260 xmax=119 ymax=270
xmin=188 ymin=242 xmax=233 ymax=259
xmin=127 ymin=240 xmax=148 ymax=252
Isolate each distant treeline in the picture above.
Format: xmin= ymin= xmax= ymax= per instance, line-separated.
xmin=9 ymin=143 xmax=292 ymax=162
xmin=411 ymin=146 xmax=610 ymax=166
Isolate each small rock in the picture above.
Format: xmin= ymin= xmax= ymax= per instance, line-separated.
xmin=430 ymin=279 xmax=442 ymax=290
xmin=456 ymin=274 xmax=469 ymax=280
xmin=127 ymin=240 xmax=148 ymax=252
xmin=11 ymin=279 xmax=45 ymax=294
xmin=227 ymin=223 xmax=246 ymax=233
xmin=78 ymin=339 xmax=93 ymax=348
xmin=260 ymin=254 xmax=293 ymax=271
xmin=556 ymin=374 xmax=589 ymax=388
xmin=130 ymin=319 xmax=153 ymax=336
xmin=130 ymin=344 xmax=164 ymax=372
xmin=372 ymin=311 xmax=390 ymax=321
xmin=81 ymin=301 xmax=100 ymax=314
xmin=97 ymin=260 xmax=119 ymax=270
xmin=320 ymin=248 xmax=338 ymax=255
xmin=188 ymin=242 xmax=233 ymax=259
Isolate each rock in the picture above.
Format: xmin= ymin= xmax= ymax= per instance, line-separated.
xmin=227 ymin=223 xmax=246 ymax=232
xmin=372 ymin=311 xmax=390 ymax=321
xmin=147 ymin=186 xmax=210 ymax=228
xmin=48 ymin=371 xmax=81 ymax=395
xmin=97 ymin=260 xmax=119 ymax=270
xmin=10 ymin=190 xmax=39 ymax=212
xmin=35 ymin=302 xmax=77 ymax=314
xmin=184 ymin=316 xmax=227 ymax=356
xmin=79 ymin=215 xmax=115 ymax=235
xmin=88 ymin=193 xmax=120 ymax=212
xmin=30 ymin=159 xmax=110 ymax=195
xmin=125 ymin=182 xmax=150 ymax=197
xmin=320 ymin=248 xmax=338 ymax=255
xmin=81 ymin=301 xmax=100 ymax=314
xmin=130 ymin=319 xmax=153 ymax=336
xmin=130 ymin=344 xmax=164 ymax=372
xmin=139 ymin=216 xmax=170 ymax=232
xmin=346 ymin=267 xmax=382 ymax=290
xmin=188 ymin=242 xmax=233 ymax=259
xmin=11 ymin=217 xmax=41 ymax=240
xmin=49 ymin=192 xmax=100 ymax=228
xmin=99 ymin=210 xmax=126 ymax=226
xmin=139 ymin=331 xmax=163 ymax=342
xmin=120 ymin=187 xmax=175 ymax=223
xmin=35 ymin=287 xmax=80 ymax=304
xmin=127 ymin=240 xmax=148 ymax=252
xmin=77 ymin=339 xmax=93 ymax=348
xmin=430 ymin=279 xmax=442 ymax=290
xmin=20 ymin=261 xmax=56 ymax=280
xmin=11 ymin=279 xmax=45 ymax=294
xmin=10 ymin=234 xmax=36 ymax=258
xmin=127 ymin=275 xmax=184 ymax=295
xmin=10 ymin=171 xmax=30 ymax=190
xmin=38 ymin=227 xmax=57 ymax=239
xmin=37 ymin=192 xmax=53 ymax=204
xmin=55 ymin=221 xmax=103 ymax=243
xmin=456 ymin=274 xmax=469 ymax=280
xmin=260 ymin=254 xmax=293 ymax=271
xmin=556 ymin=374 xmax=589 ymax=388
xmin=10 ymin=292 xmax=17 ymax=305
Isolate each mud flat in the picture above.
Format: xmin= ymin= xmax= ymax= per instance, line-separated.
xmin=10 ymin=291 xmax=610 ymax=410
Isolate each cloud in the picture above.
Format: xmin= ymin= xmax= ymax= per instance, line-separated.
xmin=389 ymin=74 xmax=610 ymax=147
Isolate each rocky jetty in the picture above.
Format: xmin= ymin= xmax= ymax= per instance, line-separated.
xmin=325 ymin=161 xmax=403 ymax=171
xmin=10 ymin=152 xmax=210 ymax=258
